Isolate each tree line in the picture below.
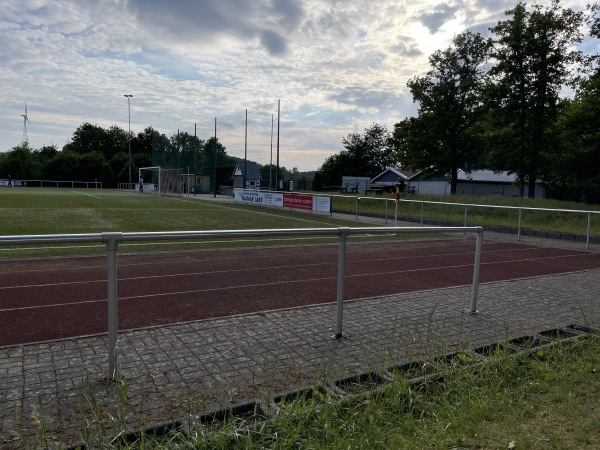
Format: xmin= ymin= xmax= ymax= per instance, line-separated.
xmin=317 ymin=1 xmax=600 ymax=203
xmin=0 ymin=123 xmax=296 ymax=189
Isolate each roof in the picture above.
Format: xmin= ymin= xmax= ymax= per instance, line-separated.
xmin=457 ymin=169 xmax=516 ymax=183
xmin=233 ymin=160 xmax=262 ymax=180
xmin=371 ymin=167 xmax=422 ymax=182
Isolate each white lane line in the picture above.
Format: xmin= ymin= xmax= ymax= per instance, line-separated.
xmin=2 ymin=253 xmax=592 ymax=313
xmin=0 ymin=247 xmax=591 ymax=287
xmin=74 ymin=191 xmax=103 ymax=200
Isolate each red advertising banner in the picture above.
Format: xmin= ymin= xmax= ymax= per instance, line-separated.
xmin=283 ymin=194 xmax=314 ymax=210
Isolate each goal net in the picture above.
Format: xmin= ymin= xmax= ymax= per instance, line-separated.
xmin=138 ymin=167 xmax=183 ymax=196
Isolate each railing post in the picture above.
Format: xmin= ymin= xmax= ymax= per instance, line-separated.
xmin=355 ymin=198 xmax=359 ymax=221
xmin=469 ymin=229 xmax=484 ymax=314
xmin=394 ymin=199 xmax=398 ymax=227
xmin=335 ymin=227 xmax=349 ymax=339
xmin=103 ymin=232 xmax=123 ymax=379
xmin=587 ymin=212 xmax=591 ymax=250
xmin=385 ymin=199 xmax=388 ymax=224
xmin=420 ymin=202 xmax=424 ymax=226
xmin=517 ymin=208 xmax=523 ymax=241
xmin=464 ymin=205 xmax=468 ymax=228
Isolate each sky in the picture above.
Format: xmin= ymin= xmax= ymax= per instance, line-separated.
xmin=0 ymin=0 xmax=596 ymax=172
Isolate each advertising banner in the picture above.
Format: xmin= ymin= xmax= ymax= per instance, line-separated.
xmin=234 ymin=189 xmax=331 ymax=213
xmin=283 ymin=194 xmax=313 ymax=210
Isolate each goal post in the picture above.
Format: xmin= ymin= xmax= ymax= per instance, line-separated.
xmin=138 ymin=166 xmax=183 ymax=196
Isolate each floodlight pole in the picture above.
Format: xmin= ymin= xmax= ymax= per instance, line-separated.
xmin=276 ymin=99 xmax=280 ymax=190
xmin=124 ymin=95 xmax=133 ymax=186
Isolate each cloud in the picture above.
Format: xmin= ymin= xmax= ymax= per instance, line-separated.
xmin=416 ymin=4 xmax=460 ymax=34
xmin=0 ymin=0 xmax=594 ymax=171
xmin=125 ymin=0 xmax=302 ymax=56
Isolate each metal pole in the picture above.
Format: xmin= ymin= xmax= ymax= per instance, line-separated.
xmin=276 ymin=99 xmax=280 ymax=190
xmin=394 ymin=199 xmax=398 ymax=227
xmin=335 ymin=227 xmax=349 ymax=338
xmin=587 ymin=212 xmax=591 ymax=250
xmin=124 ymin=95 xmax=133 ymax=186
xmin=518 ymin=208 xmax=522 ymax=241
xmin=244 ymin=109 xmax=247 ymax=189
xmin=103 ymin=232 xmax=123 ymax=379
xmin=420 ymin=202 xmax=424 ymax=226
xmin=469 ymin=229 xmax=483 ymax=313
xmin=385 ymin=199 xmax=388 ymax=224
xmin=355 ymin=198 xmax=359 ymax=220
xmin=270 ymin=114 xmax=273 ymax=190
xmin=213 ymin=117 xmax=217 ymax=198
xmin=194 ymin=123 xmax=197 ymax=195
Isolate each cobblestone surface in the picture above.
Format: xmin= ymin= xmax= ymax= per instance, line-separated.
xmin=1 ymin=264 xmax=599 ymax=447
xmin=1 ymin=202 xmax=599 ymax=447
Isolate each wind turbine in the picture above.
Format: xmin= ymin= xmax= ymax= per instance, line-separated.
xmin=21 ymin=101 xmax=30 ymax=145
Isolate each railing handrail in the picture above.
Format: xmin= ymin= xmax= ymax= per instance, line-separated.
xmin=0 ymin=225 xmax=484 ymax=379
xmin=0 ymin=226 xmax=484 ymax=245
xmin=397 ymin=197 xmax=600 ymax=216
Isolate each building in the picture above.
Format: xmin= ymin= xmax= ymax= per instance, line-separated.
xmin=232 ymin=160 xmax=262 ymax=189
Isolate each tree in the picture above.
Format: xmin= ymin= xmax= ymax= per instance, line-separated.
xmin=547 ymin=72 xmax=600 ymax=202
xmin=312 ymin=171 xmax=323 ymax=191
xmin=318 ymin=150 xmax=350 ymax=187
xmin=400 ymin=31 xmax=491 ymax=194
xmin=3 ymin=143 xmax=34 ymax=179
xmin=488 ymin=0 xmax=584 ymax=198
xmin=64 ymin=123 xmax=109 ymax=155
xmin=318 ymin=123 xmax=395 ymax=186
xmin=32 ymin=145 xmax=58 ymax=179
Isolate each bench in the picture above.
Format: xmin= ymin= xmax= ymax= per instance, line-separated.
xmin=341 ymin=183 xmax=359 ymax=193
xmin=407 ymin=186 xmax=417 ymax=194
xmin=365 ymin=188 xmax=383 ymax=195
xmin=219 ymin=186 xmax=234 ymax=197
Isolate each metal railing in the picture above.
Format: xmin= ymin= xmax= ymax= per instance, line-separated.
xmin=333 ymin=195 xmax=599 ymax=249
xmin=2 ymin=179 xmax=103 ymax=189
xmin=0 ymin=226 xmax=483 ymax=379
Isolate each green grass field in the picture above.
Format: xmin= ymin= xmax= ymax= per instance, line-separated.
xmin=0 ymin=188 xmax=431 ymax=258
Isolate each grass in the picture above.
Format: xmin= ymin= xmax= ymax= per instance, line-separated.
xmin=332 ymin=193 xmax=600 ymax=237
xmin=0 ymin=188 xmax=435 ymax=258
xmin=19 ymin=333 xmax=600 ymax=449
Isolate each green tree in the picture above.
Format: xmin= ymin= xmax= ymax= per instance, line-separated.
xmin=547 ymin=72 xmax=600 ymax=202
xmin=3 ymin=143 xmax=34 ymax=179
xmin=44 ymin=150 xmax=81 ymax=181
xmin=64 ymin=123 xmax=108 ymax=155
xmin=488 ymin=0 xmax=584 ymax=198
xmin=400 ymin=31 xmax=491 ymax=194
xmin=312 ymin=171 xmax=323 ymax=191
xmin=318 ymin=150 xmax=351 ymax=187
xmin=204 ymin=137 xmax=234 ymax=191
xmin=32 ymin=145 xmax=58 ymax=179
xmin=318 ymin=123 xmax=395 ymax=186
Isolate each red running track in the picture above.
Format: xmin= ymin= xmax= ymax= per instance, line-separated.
xmin=1 ymin=239 xmax=600 ymax=346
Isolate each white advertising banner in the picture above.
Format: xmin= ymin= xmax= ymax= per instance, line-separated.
xmin=234 ymin=189 xmax=330 ymax=213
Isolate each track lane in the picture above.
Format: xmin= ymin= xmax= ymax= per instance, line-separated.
xmin=2 ymin=239 xmax=600 ymax=346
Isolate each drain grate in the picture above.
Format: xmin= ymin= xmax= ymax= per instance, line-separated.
xmin=474 ymin=343 xmax=516 ymax=357
xmin=195 ymin=401 xmax=266 ymax=428
xmin=538 ymin=328 xmax=580 ymax=340
xmin=335 ymin=371 xmax=389 ymax=395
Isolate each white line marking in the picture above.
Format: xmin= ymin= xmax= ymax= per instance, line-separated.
xmin=74 ymin=191 xmax=103 ymax=199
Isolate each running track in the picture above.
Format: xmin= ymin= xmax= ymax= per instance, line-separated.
xmin=1 ymin=239 xmax=600 ymax=347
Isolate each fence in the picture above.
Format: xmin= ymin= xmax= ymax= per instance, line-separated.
xmin=0 ymin=225 xmax=483 ymax=379
xmin=328 ymin=195 xmax=599 ymax=250
xmin=2 ymin=179 xmax=102 ymax=189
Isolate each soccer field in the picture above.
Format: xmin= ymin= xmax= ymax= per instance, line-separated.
xmin=0 ymin=188 xmax=417 ymax=258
